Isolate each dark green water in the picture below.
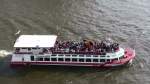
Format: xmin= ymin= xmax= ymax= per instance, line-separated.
xmin=0 ymin=0 xmax=150 ymax=84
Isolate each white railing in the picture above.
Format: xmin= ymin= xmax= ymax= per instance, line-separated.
xmin=32 ymin=54 xmax=111 ymax=63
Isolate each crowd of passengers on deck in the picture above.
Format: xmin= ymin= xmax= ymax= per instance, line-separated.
xmin=48 ymin=39 xmax=119 ymax=55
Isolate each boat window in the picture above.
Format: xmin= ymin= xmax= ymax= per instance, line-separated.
xmin=79 ymin=59 xmax=84 ymax=62
xmin=51 ymin=58 xmax=57 ymax=61
xmin=15 ymin=48 xmax=20 ymax=52
xmin=86 ymin=59 xmax=91 ymax=62
xmin=32 ymin=48 xmax=37 ymax=49
xmin=28 ymin=48 xmax=31 ymax=51
xmin=58 ymin=58 xmax=64 ymax=61
xmin=107 ymin=59 xmax=110 ymax=62
xmin=44 ymin=58 xmax=50 ymax=61
xmin=100 ymin=55 xmax=105 ymax=57
xmin=79 ymin=55 xmax=84 ymax=57
xmin=93 ymin=55 xmax=98 ymax=57
xmin=16 ymin=48 xmax=20 ymax=50
xmin=37 ymin=58 xmax=43 ymax=61
xmin=86 ymin=55 xmax=91 ymax=57
xmin=65 ymin=58 xmax=70 ymax=61
xmin=72 ymin=55 xmax=77 ymax=57
xmin=100 ymin=59 xmax=105 ymax=62
xmin=51 ymin=54 xmax=56 ymax=56
xmin=101 ymin=52 xmax=106 ymax=55
xmin=58 ymin=55 xmax=63 ymax=56
xmin=112 ymin=58 xmax=118 ymax=61
xmin=72 ymin=58 xmax=77 ymax=62
xmin=93 ymin=59 xmax=98 ymax=62
xmin=66 ymin=55 xmax=70 ymax=57
xmin=30 ymin=56 xmax=34 ymax=61
xmin=22 ymin=48 xmax=27 ymax=49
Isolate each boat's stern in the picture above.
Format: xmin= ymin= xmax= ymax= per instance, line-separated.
xmin=10 ymin=54 xmax=31 ymax=67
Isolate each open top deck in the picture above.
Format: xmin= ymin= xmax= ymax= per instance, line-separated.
xmin=14 ymin=35 xmax=120 ymax=55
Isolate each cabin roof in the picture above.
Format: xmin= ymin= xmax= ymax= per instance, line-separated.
xmin=14 ymin=35 xmax=57 ymax=48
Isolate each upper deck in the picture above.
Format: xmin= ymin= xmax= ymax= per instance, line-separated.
xmin=14 ymin=35 xmax=120 ymax=55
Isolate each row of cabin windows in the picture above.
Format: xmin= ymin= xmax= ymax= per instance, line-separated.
xmin=51 ymin=54 xmax=106 ymax=57
xmin=31 ymin=56 xmax=123 ymax=62
xmin=16 ymin=48 xmax=40 ymax=51
xmin=34 ymin=57 xmax=108 ymax=62
xmin=31 ymin=55 xmax=124 ymax=62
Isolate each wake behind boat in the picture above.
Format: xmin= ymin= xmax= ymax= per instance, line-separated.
xmin=11 ymin=35 xmax=135 ymax=67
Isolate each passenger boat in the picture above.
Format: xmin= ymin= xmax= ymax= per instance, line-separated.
xmin=11 ymin=35 xmax=135 ymax=67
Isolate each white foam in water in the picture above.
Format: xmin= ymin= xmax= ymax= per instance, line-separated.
xmin=0 ymin=50 xmax=12 ymax=57
xmin=15 ymin=30 xmax=21 ymax=35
